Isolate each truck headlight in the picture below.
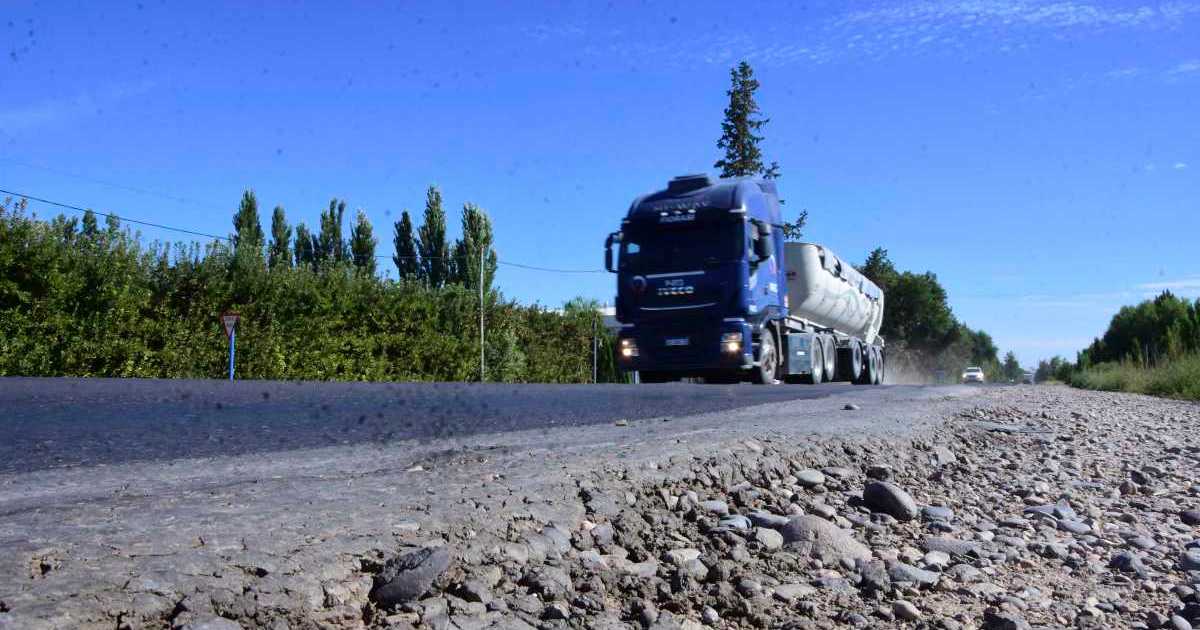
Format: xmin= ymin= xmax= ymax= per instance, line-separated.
xmin=720 ymin=332 xmax=742 ymax=353
xmin=620 ymin=338 xmax=639 ymax=357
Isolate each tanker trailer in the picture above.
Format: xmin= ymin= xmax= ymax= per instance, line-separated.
xmin=606 ymin=173 xmax=886 ymax=385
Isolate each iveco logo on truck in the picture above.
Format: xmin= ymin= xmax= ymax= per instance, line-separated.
xmin=658 ymin=213 xmax=695 ymax=224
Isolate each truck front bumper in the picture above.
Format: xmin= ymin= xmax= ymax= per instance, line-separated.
xmin=617 ymin=321 xmax=753 ymax=373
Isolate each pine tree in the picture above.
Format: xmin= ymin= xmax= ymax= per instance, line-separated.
xmin=294 ymin=223 xmax=315 ymax=268
xmin=392 ymin=210 xmax=419 ymax=281
xmin=350 ymin=210 xmax=377 ymax=276
xmin=232 ymin=190 xmax=265 ymax=255
xmin=714 ymin=61 xmax=780 ymax=180
xmin=316 ymin=198 xmax=348 ymax=264
xmin=417 ymin=186 xmax=450 ymax=288
xmin=268 ymin=205 xmax=292 ymax=270
xmin=451 ymin=203 xmax=497 ymax=295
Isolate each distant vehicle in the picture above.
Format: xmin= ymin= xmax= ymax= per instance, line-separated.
xmin=1022 ymin=371 xmax=1035 ymax=384
xmin=961 ymin=366 xmax=985 ymax=383
xmin=606 ymin=174 xmax=886 ymax=385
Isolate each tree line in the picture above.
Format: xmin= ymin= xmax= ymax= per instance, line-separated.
xmin=0 ymin=194 xmax=617 ymax=383
xmin=857 ymin=248 xmax=1008 ymax=380
xmin=232 ymin=186 xmax=496 ymax=295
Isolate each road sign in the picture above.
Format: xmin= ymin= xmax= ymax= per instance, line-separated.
xmin=221 ymin=312 xmax=240 ymax=339
xmin=221 ymin=312 xmax=240 ymax=380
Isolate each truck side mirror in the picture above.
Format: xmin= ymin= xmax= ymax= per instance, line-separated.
xmin=752 ymin=222 xmax=773 ymax=262
xmin=604 ymin=233 xmax=618 ymax=273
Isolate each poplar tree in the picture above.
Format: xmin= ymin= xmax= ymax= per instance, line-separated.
xmin=268 ymin=205 xmax=291 ymax=269
xmin=294 ymin=223 xmax=315 ymax=268
xmin=81 ymin=209 xmax=99 ymax=237
xmin=451 ymin=203 xmax=497 ymax=295
xmin=316 ymin=198 xmax=348 ymax=264
xmin=417 ymin=186 xmax=449 ymax=288
xmin=392 ymin=210 xmax=419 ymax=281
xmin=232 ymin=190 xmax=265 ymax=256
xmin=350 ymin=210 xmax=377 ymax=276
xmin=714 ymin=61 xmax=780 ymax=180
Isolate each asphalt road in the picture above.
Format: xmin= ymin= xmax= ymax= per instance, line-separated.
xmin=0 ymin=377 xmax=910 ymax=474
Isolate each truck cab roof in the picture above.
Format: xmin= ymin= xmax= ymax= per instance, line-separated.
xmin=625 ymin=174 xmax=782 ymax=227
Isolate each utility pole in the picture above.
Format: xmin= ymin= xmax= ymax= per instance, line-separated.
xmin=479 ymin=244 xmax=485 ymax=383
xmin=592 ymin=316 xmax=598 ymax=383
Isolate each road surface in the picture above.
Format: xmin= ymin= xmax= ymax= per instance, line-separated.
xmin=0 ymin=378 xmax=990 ymax=629
xmin=0 ymin=377 xmax=925 ymax=474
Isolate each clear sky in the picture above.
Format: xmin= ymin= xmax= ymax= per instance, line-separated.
xmin=2 ymin=1 xmax=1197 ymax=367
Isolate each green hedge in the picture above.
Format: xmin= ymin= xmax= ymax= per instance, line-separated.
xmin=0 ymin=199 xmax=619 ymax=383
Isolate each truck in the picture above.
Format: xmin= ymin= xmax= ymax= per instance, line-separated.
xmin=604 ymin=174 xmax=886 ymax=385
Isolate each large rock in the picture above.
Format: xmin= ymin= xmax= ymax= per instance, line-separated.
xmin=748 ymin=510 xmax=790 ymax=529
xmin=889 ymin=561 xmax=939 ymax=586
xmin=863 ymin=481 xmax=919 ymax=521
xmin=1180 ymin=549 xmax=1200 ymax=571
xmin=779 ymin=515 xmax=871 ymax=566
xmin=370 ymin=547 xmax=452 ymax=607
xmin=662 ymin=548 xmax=701 ymax=566
xmin=982 ymin=608 xmax=1031 ymax=630
xmin=1109 ymin=551 xmax=1148 ymax=577
xmin=796 ymin=469 xmax=826 ymax=488
xmin=754 ymin=527 xmax=784 ymax=551
xmin=922 ymin=537 xmax=981 ymax=559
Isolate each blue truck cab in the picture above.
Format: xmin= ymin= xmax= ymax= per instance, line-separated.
xmin=604 ymin=174 xmax=787 ymax=383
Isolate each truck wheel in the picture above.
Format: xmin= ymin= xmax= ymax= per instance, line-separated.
xmin=752 ymin=332 xmax=779 ymax=385
xmin=801 ymin=343 xmax=824 ymax=384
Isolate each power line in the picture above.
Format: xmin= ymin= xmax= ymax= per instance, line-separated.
xmin=4 ymin=187 xmax=606 ymax=273
xmin=1 ymin=187 xmax=230 ymax=242
xmin=498 ymin=260 xmax=605 ymax=274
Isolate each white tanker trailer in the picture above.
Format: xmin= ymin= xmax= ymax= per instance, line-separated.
xmin=781 ymin=242 xmax=886 ymax=384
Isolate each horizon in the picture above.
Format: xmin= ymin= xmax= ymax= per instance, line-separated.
xmin=3 ymin=1 xmax=1198 ymax=368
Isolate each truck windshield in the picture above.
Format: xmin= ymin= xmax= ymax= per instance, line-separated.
xmin=621 ymin=221 xmax=743 ymax=274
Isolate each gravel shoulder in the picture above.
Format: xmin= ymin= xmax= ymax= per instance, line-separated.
xmin=3 ymin=385 xmax=1199 ymax=630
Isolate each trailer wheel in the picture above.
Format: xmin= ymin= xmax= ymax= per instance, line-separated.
xmin=840 ymin=343 xmax=863 ymax=382
xmin=858 ymin=346 xmax=883 ymax=385
xmin=823 ymin=336 xmax=837 ymax=381
xmin=854 ymin=344 xmax=874 ymax=385
xmin=752 ymin=332 xmax=779 ymax=385
xmin=801 ymin=343 xmax=824 ymax=384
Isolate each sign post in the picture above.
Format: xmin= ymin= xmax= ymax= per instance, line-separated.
xmin=221 ymin=311 xmax=240 ymax=381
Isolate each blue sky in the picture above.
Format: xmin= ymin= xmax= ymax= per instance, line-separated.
xmin=2 ymin=1 xmax=1197 ymax=367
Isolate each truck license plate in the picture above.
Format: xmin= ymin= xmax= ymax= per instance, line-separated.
xmin=665 ymin=337 xmax=690 ymax=347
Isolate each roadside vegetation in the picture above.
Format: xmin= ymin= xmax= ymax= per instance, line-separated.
xmin=0 ymin=194 xmax=619 ymax=382
xmin=1065 ymin=291 xmax=1200 ymax=400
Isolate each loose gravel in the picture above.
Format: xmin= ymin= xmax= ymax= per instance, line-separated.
xmin=360 ymin=387 xmax=1200 ymax=629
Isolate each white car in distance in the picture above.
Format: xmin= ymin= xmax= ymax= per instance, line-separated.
xmin=962 ymin=366 xmax=985 ymax=383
